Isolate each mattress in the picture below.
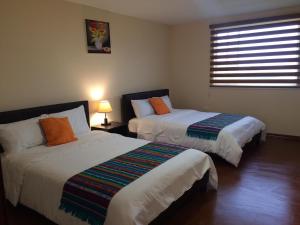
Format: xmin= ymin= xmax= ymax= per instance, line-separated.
xmin=128 ymin=109 xmax=266 ymax=166
xmin=1 ymin=130 xmax=217 ymax=225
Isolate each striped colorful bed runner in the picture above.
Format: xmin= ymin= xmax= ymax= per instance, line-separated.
xmin=59 ymin=142 xmax=188 ymax=225
xmin=186 ymin=113 xmax=245 ymax=140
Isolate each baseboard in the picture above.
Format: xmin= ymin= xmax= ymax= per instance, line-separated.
xmin=267 ymin=133 xmax=300 ymax=141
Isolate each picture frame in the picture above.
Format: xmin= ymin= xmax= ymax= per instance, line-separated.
xmin=85 ymin=19 xmax=111 ymax=54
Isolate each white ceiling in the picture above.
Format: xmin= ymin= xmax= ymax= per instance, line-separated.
xmin=66 ymin=0 xmax=300 ymax=25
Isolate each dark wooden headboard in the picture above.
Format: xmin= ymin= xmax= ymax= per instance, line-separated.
xmin=121 ymin=89 xmax=169 ymax=123
xmin=0 ymin=101 xmax=90 ymax=152
xmin=0 ymin=101 xmax=89 ymax=125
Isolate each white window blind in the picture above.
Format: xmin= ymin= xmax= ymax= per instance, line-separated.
xmin=210 ymin=14 xmax=300 ymax=88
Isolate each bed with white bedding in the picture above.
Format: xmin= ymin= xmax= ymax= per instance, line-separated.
xmin=129 ymin=109 xmax=265 ymax=167
xmin=122 ymin=89 xmax=266 ymax=167
xmin=2 ymin=131 xmax=217 ymax=225
xmin=0 ymin=100 xmax=218 ymax=225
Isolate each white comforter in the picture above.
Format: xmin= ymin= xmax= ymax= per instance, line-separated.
xmin=2 ymin=131 xmax=217 ymax=225
xmin=129 ymin=109 xmax=266 ymax=167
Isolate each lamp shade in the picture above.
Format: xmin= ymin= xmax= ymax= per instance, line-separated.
xmin=98 ymin=100 xmax=112 ymax=113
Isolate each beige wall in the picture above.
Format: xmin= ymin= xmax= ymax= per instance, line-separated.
xmin=1 ymin=0 xmax=299 ymax=135
xmin=170 ymin=7 xmax=300 ymax=136
xmin=0 ymin=0 xmax=170 ymax=124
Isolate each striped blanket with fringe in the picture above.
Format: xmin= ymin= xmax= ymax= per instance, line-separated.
xmin=59 ymin=142 xmax=188 ymax=225
xmin=186 ymin=113 xmax=245 ymax=140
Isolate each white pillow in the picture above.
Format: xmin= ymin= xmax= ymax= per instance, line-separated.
xmin=131 ymin=96 xmax=173 ymax=118
xmin=131 ymin=99 xmax=154 ymax=118
xmin=0 ymin=116 xmax=45 ymax=155
xmin=49 ymin=105 xmax=90 ymax=136
xmin=162 ymin=95 xmax=173 ymax=111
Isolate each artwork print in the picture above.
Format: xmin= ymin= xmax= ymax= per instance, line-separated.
xmin=85 ymin=19 xmax=111 ymax=53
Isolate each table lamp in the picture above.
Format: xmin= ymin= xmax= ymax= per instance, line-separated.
xmin=98 ymin=100 xmax=112 ymax=126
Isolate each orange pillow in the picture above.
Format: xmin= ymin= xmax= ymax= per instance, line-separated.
xmin=149 ymin=97 xmax=170 ymax=115
xmin=39 ymin=117 xmax=78 ymax=146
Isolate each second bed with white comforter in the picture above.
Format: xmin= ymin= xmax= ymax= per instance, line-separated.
xmin=2 ymin=131 xmax=217 ymax=225
xmin=129 ymin=109 xmax=266 ymax=167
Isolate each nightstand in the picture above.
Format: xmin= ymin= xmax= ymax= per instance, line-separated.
xmin=91 ymin=122 xmax=128 ymax=136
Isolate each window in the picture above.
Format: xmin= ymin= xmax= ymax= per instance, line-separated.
xmin=210 ymin=14 xmax=300 ymax=88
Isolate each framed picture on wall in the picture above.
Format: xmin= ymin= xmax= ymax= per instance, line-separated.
xmin=85 ymin=19 xmax=111 ymax=54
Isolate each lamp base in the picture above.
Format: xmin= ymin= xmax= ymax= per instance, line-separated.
xmin=101 ymin=118 xmax=111 ymax=126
